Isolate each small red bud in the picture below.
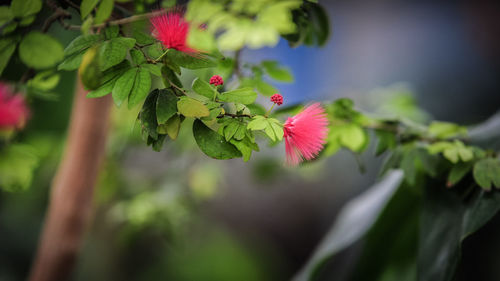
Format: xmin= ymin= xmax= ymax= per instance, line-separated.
xmin=270 ymin=93 xmax=283 ymax=106
xmin=209 ymin=75 xmax=223 ymax=86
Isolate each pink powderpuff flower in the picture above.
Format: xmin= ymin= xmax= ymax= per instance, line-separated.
xmin=283 ymin=103 xmax=329 ymax=166
xmin=270 ymin=93 xmax=283 ymax=106
xmin=0 ymin=83 xmax=30 ymax=131
xmin=150 ymin=9 xmax=198 ymax=55
xmin=209 ymin=75 xmax=223 ymax=86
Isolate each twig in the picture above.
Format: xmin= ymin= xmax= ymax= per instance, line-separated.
xmin=135 ymin=45 xmax=157 ymax=64
xmin=42 ymin=8 xmax=71 ymax=32
xmin=63 ymin=10 xmax=166 ymax=30
xmin=63 ymin=0 xmax=80 ymax=11
xmin=217 ymin=113 xmax=252 ymax=119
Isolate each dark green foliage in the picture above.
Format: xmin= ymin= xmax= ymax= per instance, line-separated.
xmin=139 ymin=90 xmax=160 ymax=140
xmin=166 ymin=49 xmax=216 ymax=69
xmin=161 ymin=65 xmax=183 ymax=88
xmin=219 ymin=88 xmax=258 ymax=104
xmin=99 ymin=37 xmax=136 ymax=71
xmin=295 ymin=171 xmax=405 ymax=281
xmin=156 ymin=89 xmax=178 ymax=124
xmin=192 ymin=77 xmax=217 ymax=99
xmin=193 ymin=119 xmax=242 ymax=160
xmin=348 ymin=184 xmax=420 ymax=281
xmin=419 ymin=180 xmax=500 ymax=281
xmin=473 ymin=158 xmax=500 ymax=191
xmin=283 ymin=2 xmax=330 ymax=48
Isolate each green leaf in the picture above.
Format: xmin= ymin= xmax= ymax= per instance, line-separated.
xmin=104 ymin=26 xmax=119 ymax=39
xmin=63 ymin=34 xmax=101 ymax=56
xmin=11 ymin=0 xmax=42 ymax=17
xmin=94 ymin=0 xmax=114 ymax=24
xmin=128 ymin=67 xmax=151 ymax=108
xmin=0 ymin=144 xmax=39 ymax=192
xmin=19 ymin=32 xmax=64 ymax=69
xmin=222 ymin=119 xmax=241 ymax=141
xmin=81 ymin=0 xmax=99 ymax=19
xmin=87 ymin=78 xmax=114 ymax=98
xmin=146 ymin=43 xmax=163 ymax=59
xmin=400 ymin=147 xmax=439 ymax=186
xmin=0 ymin=38 xmax=16 ymax=76
xmin=230 ymin=136 xmax=258 ymax=162
xmin=133 ymin=25 xmax=155 ymax=45
xmin=294 ymin=170 xmax=405 ymax=281
xmin=192 ymin=77 xmax=217 ymax=99
xmin=27 ymin=71 xmax=60 ymax=91
xmin=0 ymin=6 xmax=13 ymax=24
xmin=142 ymin=64 xmax=162 ymax=76
xmin=58 ymin=52 xmax=84 ymax=71
xmin=112 ymin=67 xmax=137 ymax=107
xmin=234 ymin=123 xmax=247 ymax=140
xmin=419 ymin=180 xmax=500 ymax=281
xmin=261 ymin=60 xmax=293 ymax=82
xmin=247 ymin=116 xmax=282 ymax=142
xmin=130 ymin=48 xmax=145 ymax=65
xmin=283 ymin=2 xmax=330 ymax=48
xmin=473 ymin=158 xmax=500 ymax=191
xmin=165 ymin=114 xmax=182 ymax=140
xmin=349 ymin=182 xmax=419 ymax=281
xmin=330 ymin=123 xmax=369 ymax=152
xmin=428 ymin=141 xmax=474 ymax=163
xmin=19 ymin=15 xmax=35 ymax=26
xmin=139 ymin=90 xmax=159 ymax=139
xmin=161 ymin=65 xmax=182 ymax=88
xmin=193 ymin=119 xmax=242 ymax=160
xmin=428 ymin=121 xmax=467 ymax=139
xmin=257 ymin=1 xmax=301 ymax=34
xmin=87 ymin=61 xmax=130 ymax=97
xmin=219 ymin=87 xmax=257 ymax=104
xmin=375 ymin=129 xmax=397 ymax=156
xmin=247 ymin=116 xmax=268 ymax=131
xmin=447 ymin=161 xmax=473 ymax=187
xmin=2 ymin=22 xmax=17 ymax=35
xmin=149 ymin=134 xmax=167 ymax=152
xmin=99 ymin=37 xmax=136 ymax=71
xmin=78 ymin=46 xmax=101 ymax=90
xmin=156 ymin=89 xmax=178 ymax=124
xmin=269 ymin=118 xmax=284 ymax=141
xmin=166 ymin=49 xmax=216 ymax=69
xmin=177 ymin=96 xmax=210 ymax=118
xmin=81 ymin=16 xmax=94 ymax=35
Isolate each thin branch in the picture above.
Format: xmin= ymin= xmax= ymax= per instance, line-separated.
xmin=42 ymin=7 xmax=71 ymax=32
xmin=63 ymin=10 xmax=166 ymax=30
xmin=135 ymin=45 xmax=157 ymax=64
xmin=163 ymin=76 xmax=187 ymax=94
xmin=63 ymin=0 xmax=80 ymax=11
xmin=217 ymin=113 xmax=252 ymax=119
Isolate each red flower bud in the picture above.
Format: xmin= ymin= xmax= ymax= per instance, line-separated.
xmin=209 ymin=75 xmax=223 ymax=86
xmin=270 ymin=93 xmax=283 ymax=106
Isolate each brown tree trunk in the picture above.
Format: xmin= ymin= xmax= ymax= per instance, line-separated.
xmin=28 ymin=78 xmax=113 ymax=281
